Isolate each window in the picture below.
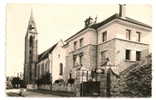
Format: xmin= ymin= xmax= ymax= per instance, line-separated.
xmin=73 ymin=55 xmax=77 ymax=67
xmin=125 ymin=49 xmax=131 ymax=60
xmin=38 ymin=65 xmax=40 ymax=78
xmin=102 ymin=31 xmax=107 ymax=42
xmin=42 ymin=63 xmax=44 ymax=75
xmin=136 ymin=51 xmax=141 ymax=61
xmin=79 ymin=38 xmax=84 ymax=48
xmin=47 ymin=63 xmax=49 ymax=73
xmin=46 ymin=63 xmax=48 ymax=73
xmin=30 ymin=71 xmax=32 ymax=81
xmin=136 ymin=32 xmax=141 ymax=42
xmin=101 ymin=51 xmax=106 ymax=64
xmin=44 ymin=63 xmax=46 ymax=73
xmin=29 ymin=36 xmax=34 ymax=47
xmin=59 ymin=63 xmax=63 ymax=75
xmin=74 ymin=41 xmax=77 ymax=50
xmin=126 ymin=29 xmax=131 ymax=40
xmin=79 ymin=53 xmax=83 ymax=65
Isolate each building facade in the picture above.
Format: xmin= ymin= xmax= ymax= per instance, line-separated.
xmin=64 ymin=5 xmax=151 ymax=83
xmin=24 ymin=5 xmax=151 ymax=90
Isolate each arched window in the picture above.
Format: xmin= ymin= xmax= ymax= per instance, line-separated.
xmin=42 ymin=63 xmax=44 ymax=76
xmin=59 ymin=63 xmax=63 ymax=75
xmin=38 ymin=65 xmax=40 ymax=78
xmin=47 ymin=63 xmax=49 ymax=73
xmin=46 ymin=63 xmax=49 ymax=73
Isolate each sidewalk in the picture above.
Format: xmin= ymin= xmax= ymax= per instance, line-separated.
xmin=28 ymin=89 xmax=75 ymax=97
xmin=6 ymin=89 xmax=21 ymax=97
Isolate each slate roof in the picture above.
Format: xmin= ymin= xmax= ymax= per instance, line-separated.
xmin=65 ymin=13 xmax=152 ymax=42
xmin=38 ymin=43 xmax=57 ymax=62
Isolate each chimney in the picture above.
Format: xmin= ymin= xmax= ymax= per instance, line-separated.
xmin=119 ymin=4 xmax=126 ymax=18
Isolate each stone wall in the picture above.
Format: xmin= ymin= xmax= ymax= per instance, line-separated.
xmin=65 ymin=44 xmax=97 ymax=80
xmin=99 ymin=68 xmax=120 ymax=97
xmin=97 ymin=39 xmax=116 ymax=68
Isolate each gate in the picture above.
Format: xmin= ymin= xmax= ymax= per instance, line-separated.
xmin=80 ymin=81 xmax=100 ymax=97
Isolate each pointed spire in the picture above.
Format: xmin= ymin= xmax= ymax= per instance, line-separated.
xmin=27 ymin=8 xmax=37 ymax=33
xmin=29 ymin=8 xmax=34 ymax=22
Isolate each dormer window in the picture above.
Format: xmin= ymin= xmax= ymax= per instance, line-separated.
xmin=84 ymin=16 xmax=93 ymax=27
xmin=126 ymin=29 xmax=131 ymax=40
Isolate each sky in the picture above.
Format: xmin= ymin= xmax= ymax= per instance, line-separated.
xmin=6 ymin=4 xmax=152 ymax=77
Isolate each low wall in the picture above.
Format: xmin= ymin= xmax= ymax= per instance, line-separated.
xmin=27 ymin=84 xmax=38 ymax=89
xmin=37 ymin=83 xmax=75 ymax=93
xmin=38 ymin=84 xmax=51 ymax=90
xmin=52 ymin=84 xmax=75 ymax=92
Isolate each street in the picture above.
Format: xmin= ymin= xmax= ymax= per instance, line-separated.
xmin=6 ymin=89 xmax=59 ymax=97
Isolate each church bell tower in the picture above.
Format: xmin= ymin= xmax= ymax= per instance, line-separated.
xmin=24 ymin=10 xmax=38 ymax=87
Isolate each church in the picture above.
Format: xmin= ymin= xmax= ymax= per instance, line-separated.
xmin=24 ymin=4 xmax=152 ymax=94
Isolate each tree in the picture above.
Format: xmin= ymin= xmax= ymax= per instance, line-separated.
xmin=118 ymin=55 xmax=152 ymax=97
xmin=11 ymin=77 xmax=20 ymax=88
xmin=125 ymin=63 xmax=152 ymax=97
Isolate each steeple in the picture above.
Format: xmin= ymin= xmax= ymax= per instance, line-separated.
xmin=30 ymin=8 xmax=34 ymax=20
xmin=24 ymin=9 xmax=38 ymax=86
xmin=27 ymin=8 xmax=37 ymax=34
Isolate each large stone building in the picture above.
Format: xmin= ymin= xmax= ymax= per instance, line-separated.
xmin=24 ymin=5 xmax=151 ymax=91
xmin=64 ymin=5 xmax=151 ymax=83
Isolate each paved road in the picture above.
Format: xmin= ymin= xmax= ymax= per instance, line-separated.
xmin=6 ymin=89 xmax=59 ymax=97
